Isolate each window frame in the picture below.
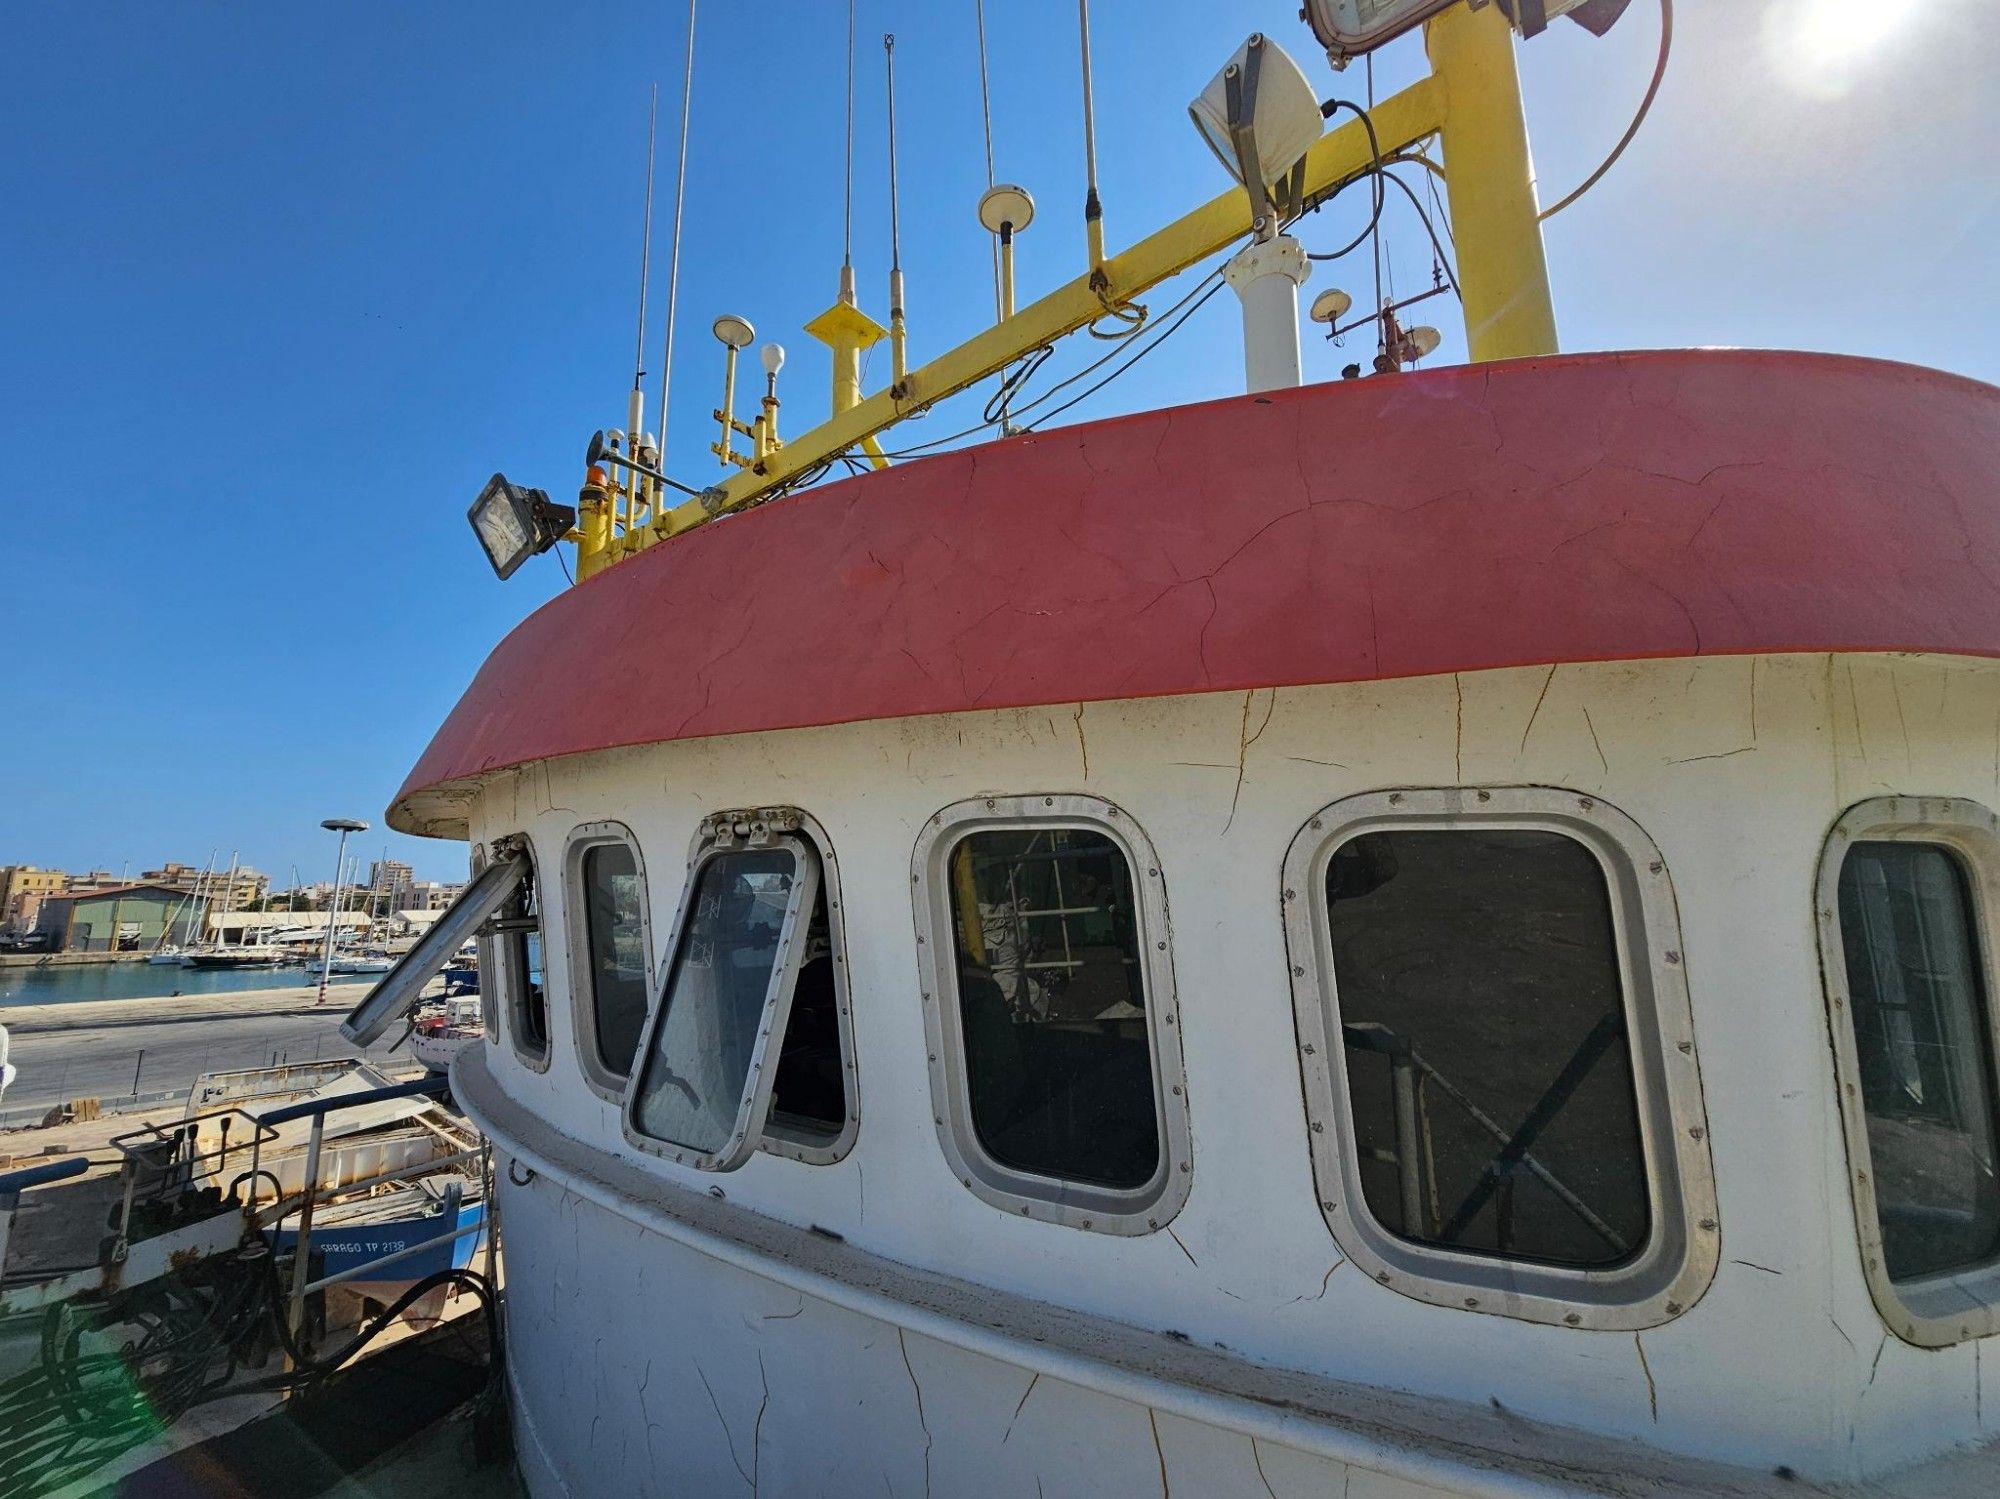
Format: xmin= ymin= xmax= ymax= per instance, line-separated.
xmin=563 ymin=821 xmax=655 ymax=1103
xmin=911 ymin=794 xmax=1193 ymax=1236
xmin=621 ymin=818 xmax=821 ymax=1172
xmin=483 ymin=834 xmax=550 ymax=1072
xmin=1817 ymin=795 xmax=2000 ymax=1348
xmin=678 ymin=809 xmax=861 ymax=1165
xmin=1281 ymin=787 xmax=1718 ymax=1330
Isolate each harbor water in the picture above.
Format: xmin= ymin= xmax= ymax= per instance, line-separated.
xmin=0 ymin=962 xmax=378 ymax=1006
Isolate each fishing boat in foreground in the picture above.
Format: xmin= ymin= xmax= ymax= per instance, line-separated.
xmin=343 ymin=3 xmax=2000 ymax=1494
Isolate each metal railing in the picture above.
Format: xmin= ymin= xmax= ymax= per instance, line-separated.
xmin=249 ymin=1076 xmax=493 ymax=1354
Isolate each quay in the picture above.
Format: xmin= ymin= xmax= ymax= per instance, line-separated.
xmin=0 ymin=982 xmax=431 ymax=1127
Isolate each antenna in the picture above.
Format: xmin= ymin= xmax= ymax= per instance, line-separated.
xmin=628 ymin=84 xmax=660 ymax=532
xmin=973 ymin=0 xmax=1000 ymax=322
xmin=884 ymin=33 xmax=907 ymax=385
xmin=841 ymin=0 xmax=857 ymax=306
xmin=1077 ymin=0 xmax=1105 ymax=270
xmin=655 ymin=0 xmax=699 ymax=465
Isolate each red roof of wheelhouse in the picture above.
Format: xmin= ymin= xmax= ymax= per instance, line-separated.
xmin=391 ymin=348 xmax=2000 ymax=829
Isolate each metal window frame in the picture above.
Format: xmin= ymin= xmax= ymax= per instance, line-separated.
xmin=492 ymin=834 xmax=550 ymax=1073
xmin=562 ymin=821 xmax=656 ymax=1103
xmin=677 ymin=810 xmax=861 ymax=1166
xmin=1816 ymin=795 xmax=2000 ymax=1348
xmin=621 ymin=823 xmax=820 ymax=1173
xmin=339 ymin=847 xmax=526 ymax=1047
xmin=911 ymin=794 xmax=1193 ymax=1236
xmin=1281 ymin=787 xmax=1718 ymax=1330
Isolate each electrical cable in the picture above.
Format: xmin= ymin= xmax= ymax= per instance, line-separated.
xmin=1539 ymin=0 xmax=1672 ymax=221
xmin=1373 ymin=168 xmax=1460 ymax=297
xmin=1018 ymin=277 xmax=1227 ymax=433
xmin=1304 ymin=99 xmax=1385 ymax=262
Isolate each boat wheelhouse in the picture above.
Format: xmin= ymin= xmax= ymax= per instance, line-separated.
xmin=345 ymin=4 xmax=2000 ymax=1493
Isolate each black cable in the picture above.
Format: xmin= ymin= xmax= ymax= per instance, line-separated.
xmin=1541 ymin=0 xmax=1673 ymax=221
xmin=1019 ymin=278 xmax=1227 ymax=434
xmin=1373 ymin=167 xmax=1461 ymax=298
xmin=1304 ymin=98 xmax=1385 ymax=262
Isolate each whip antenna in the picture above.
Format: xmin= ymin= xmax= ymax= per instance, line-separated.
xmin=841 ymin=0 xmax=857 ymax=305
xmin=655 ymin=0 xmax=698 ymax=459
xmin=1078 ymin=0 xmax=1104 ymax=270
xmin=974 ymin=0 xmax=1000 ymax=321
xmin=627 ymin=85 xmax=659 ymax=531
xmin=885 ymin=33 xmax=907 ymax=384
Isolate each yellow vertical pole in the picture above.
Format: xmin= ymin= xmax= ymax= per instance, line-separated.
xmin=804 ymin=299 xmax=890 ymax=470
xmin=1425 ymin=3 xmax=1558 ymax=363
xmin=574 ymin=472 xmax=612 ymax=581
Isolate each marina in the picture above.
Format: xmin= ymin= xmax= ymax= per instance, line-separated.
xmin=4 ymin=0 xmax=1998 ymax=1495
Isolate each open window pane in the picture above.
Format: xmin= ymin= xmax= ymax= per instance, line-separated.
xmin=1838 ymin=841 xmax=2000 ymax=1282
xmin=946 ymin=828 xmax=1161 ymax=1191
xmin=581 ymin=842 xmax=649 ymax=1076
xmin=632 ymin=843 xmax=816 ymax=1166
xmin=1325 ymin=829 xmax=1649 ymax=1268
xmin=767 ymin=881 xmax=847 ymax=1140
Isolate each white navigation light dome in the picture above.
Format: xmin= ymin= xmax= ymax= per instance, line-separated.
xmin=1189 ymin=34 xmax=1322 ymax=197
xmin=760 ymin=342 xmax=786 ymax=377
xmin=1310 ymin=288 xmax=1353 ymax=324
xmin=977 ymin=184 xmax=1036 ymax=237
xmin=712 ymin=314 xmax=755 ymax=350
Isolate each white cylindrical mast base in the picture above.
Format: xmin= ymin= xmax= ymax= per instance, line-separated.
xmin=1223 ymin=235 xmax=1310 ymax=394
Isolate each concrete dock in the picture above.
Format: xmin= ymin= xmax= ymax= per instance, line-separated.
xmin=1 ymin=983 xmax=430 ymax=1121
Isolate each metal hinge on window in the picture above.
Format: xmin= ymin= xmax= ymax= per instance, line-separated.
xmin=699 ymin=807 xmax=803 ymax=851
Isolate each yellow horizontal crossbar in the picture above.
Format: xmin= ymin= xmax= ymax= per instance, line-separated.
xmin=639 ymin=76 xmax=1444 ymax=543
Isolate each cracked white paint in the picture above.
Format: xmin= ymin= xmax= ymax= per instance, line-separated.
xmin=459 ymin=651 xmax=2000 ymax=1494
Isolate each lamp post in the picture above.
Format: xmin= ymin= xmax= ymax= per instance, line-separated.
xmin=316 ymin=818 xmax=367 ymax=1006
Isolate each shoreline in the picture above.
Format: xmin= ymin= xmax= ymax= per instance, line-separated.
xmin=0 ymin=981 xmax=419 ymax=1035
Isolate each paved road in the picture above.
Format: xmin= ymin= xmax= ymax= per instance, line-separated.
xmin=1 ymin=985 xmax=424 ymax=1117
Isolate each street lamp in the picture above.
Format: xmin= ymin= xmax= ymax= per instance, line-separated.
xmin=316 ymin=818 xmax=368 ymax=1006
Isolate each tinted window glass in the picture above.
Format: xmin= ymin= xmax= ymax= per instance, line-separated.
xmin=768 ymin=884 xmax=847 ymax=1138
xmin=1838 ymin=841 xmax=2000 ymax=1281
xmin=633 ymin=848 xmax=797 ymax=1156
xmin=1326 ymin=829 xmax=1649 ymax=1268
xmin=946 ymin=829 xmax=1160 ymax=1191
xmin=581 ymin=842 xmax=649 ymax=1075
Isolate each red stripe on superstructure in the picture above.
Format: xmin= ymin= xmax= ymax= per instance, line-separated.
xmin=395 ymin=349 xmax=2000 ymax=816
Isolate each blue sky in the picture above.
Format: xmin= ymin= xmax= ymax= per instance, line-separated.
xmin=1 ymin=1 xmax=1994 ymax=884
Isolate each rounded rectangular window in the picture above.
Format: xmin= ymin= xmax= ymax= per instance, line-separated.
xmin=566 ymin=825 xmax=653 ymax=1097
xmin=1327 ymin=828 xmax=1650 ymax=1267
xmin=1819 ymin=798 xmax=2000 ymax=1346
xmin=948 ymin=828 xmax=1159 ymax=1192
xmin=1284 ymin=788 xmax=1717 ymax=1330
xmin=626 ymin=837 xmax=820 ymax=1171
xmin=912 ymin=796 xmax=1193 ymax=1235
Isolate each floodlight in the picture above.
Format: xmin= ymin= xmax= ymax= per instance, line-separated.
xmin=1406 ymin=325 xmax=1442 ymax=360
xmin=1189 ymin=35 xmax=1322 ymax=232
xmin=760 ymin=342 xmax=786 ymax=377
xmin=712 ymin=314 xmax=755 ymax=349
xmin=467 ymin=472 xmax=578 ymax=582
xmin=1302 ymin=0 xmax=1634 ymax=60
xmin=1310 ymin=288 xmax=1353 ymax=324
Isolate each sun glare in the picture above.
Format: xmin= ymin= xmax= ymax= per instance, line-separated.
xmin=1767 ymin=0 xmax=1921 ymax=94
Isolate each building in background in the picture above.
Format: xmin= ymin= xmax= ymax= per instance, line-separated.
xmin=403 ymin=879 xmax=464 ymax=911
xmin=136 ymin=863 xmax=269 ymax=910
xmin=35 ymin=883 xmax=207 ymax=952
xmin=0 ymin=865 xmax=69 ymax=934
xmin=369 ymin=858 xmax=414 ymax=914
